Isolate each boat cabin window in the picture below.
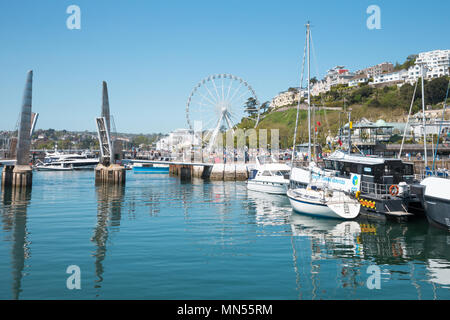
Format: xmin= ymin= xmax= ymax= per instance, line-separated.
xmin=274 ymin=170 xmax=290 ymax=176
xmin=404 ymin=163 xmax=414 ymax=176
xmin=261 ymin=171 xmax=271 ymax=176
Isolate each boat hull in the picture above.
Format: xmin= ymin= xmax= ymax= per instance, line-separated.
xmin=421 ymin=177 xmax=450 ymax=231
xmin=133 ymin=166 xmax=169 ymax=174
xmin=287 ymin=189 xmax=360 ymax=219
xmin=287 ymin=190 xmax=339 ymax=218
xmin=247 ymin=180 xmax=288 ymax=195
xmin=34 ymin=166 xmax=73 ymax=171
xmin=424 ymin=195 xmax=450 ymax=231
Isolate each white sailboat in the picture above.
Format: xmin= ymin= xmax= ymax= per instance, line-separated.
xmin=287 ymin=22 xmax=360 ymax=219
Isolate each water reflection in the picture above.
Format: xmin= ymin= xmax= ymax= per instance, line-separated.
xmin=246 ymin=190 xmax=291 ymax=226
xmin=92 ymin=184 xmax=125 ymax=292
xmin=1 ymin=187 xmax=32 ymax=300
xmin=288 ymin=212 xmax=450 ymax=299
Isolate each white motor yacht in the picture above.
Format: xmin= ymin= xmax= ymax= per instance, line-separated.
xmin=246 ymin=156 xmax=291 ymax=195
xmin=34 ymin=150 xmax=99 ymax=171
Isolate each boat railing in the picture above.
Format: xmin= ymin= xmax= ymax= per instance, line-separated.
xmin=415 ymin=169 xmax=449 ymax=181
xmin=360 ymin=181 xmax=392 ymax=196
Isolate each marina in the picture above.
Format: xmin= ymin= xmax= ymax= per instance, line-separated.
xmin=0 ymin=170 xmax=449 ymax=299
xmin=0 ymin=1 xmax=449 ymax=303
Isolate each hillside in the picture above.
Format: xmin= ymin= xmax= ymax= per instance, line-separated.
xmin=239 ymin=76 xmax=450 ymax=149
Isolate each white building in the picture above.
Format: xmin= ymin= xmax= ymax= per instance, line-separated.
xmin=416 ymin=49 xmax=450 ymax=78
xmin=155 ymin=129 xmax=201 ymax=151
xmin=410 ymin=109 xmax=450 ymax=137
xmin=356 ymin=62 xmax=394 ymax=78
xmin=372 ymin=69 xmax=408 ymax=85
xmin=348 ymin=74 xmax=370 ymax=87
xmin=407 ymin=50 xmax=450 ymax=83
xmin=311 ymin=66 xmax=355 ymax=96
xmin=269 ymin=88 xmax=308 ymax=109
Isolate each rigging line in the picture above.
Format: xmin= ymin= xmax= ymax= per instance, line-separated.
xmin=290 ymin=25 xmax=308 ymax=168
xmin=399 ymin=80 xmax=419 ymax=159
xmin=432 ymin=79 xmax=450 ymax=172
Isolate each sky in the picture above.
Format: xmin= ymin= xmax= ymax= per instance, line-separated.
xmin=0 ymin=0 xmax=449 ymax=134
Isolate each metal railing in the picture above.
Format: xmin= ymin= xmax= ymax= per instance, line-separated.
xmin=415 ymin=169 xmax=449 ymax=181
xmin=360 ymin=181 xmax=392 ymax=196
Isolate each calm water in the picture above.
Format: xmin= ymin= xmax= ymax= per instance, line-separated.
xmin=0 ymin=169 xmax=449 ymax=300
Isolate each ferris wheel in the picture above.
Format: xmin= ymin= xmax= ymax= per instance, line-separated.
xmin=186 ymin=74 xmax=260 ymax=150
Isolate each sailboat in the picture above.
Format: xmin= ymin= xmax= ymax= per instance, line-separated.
xmin=286 ymin=22 xmax=360 ymax=219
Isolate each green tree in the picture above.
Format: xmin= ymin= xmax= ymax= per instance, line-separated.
xmin=425 ymin=77 xmax=449 ymax=105
xmin=260 ymin=101 xmax=270 ymax=113
xmin=244 ymin=97 xmax=258 ymax=117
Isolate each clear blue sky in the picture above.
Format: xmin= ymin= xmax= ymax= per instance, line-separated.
xmin=0 ymin=0 xmax=449 ymax=134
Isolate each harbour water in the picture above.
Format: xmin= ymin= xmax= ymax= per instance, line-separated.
xmin=0 ymin=169 xmax=449 ymax=300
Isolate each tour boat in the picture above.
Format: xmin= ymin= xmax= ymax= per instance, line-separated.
xmin=34 ymin=150 xmax=99 ymax=171
xmin=246 ymin=156 xmax=291 ymax=194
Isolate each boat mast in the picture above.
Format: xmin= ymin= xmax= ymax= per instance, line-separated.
xmin=432 ymin=80 xmax=450 ymax=172
xmin=420 ymin=63 xmax=428 ymax=168
xmin=348 ymin=108 xmax=351 ymax=155
xmin=307 ymin=21 xmax=311 ymax=164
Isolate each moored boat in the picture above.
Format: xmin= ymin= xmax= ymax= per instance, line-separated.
xmin=34 ymin=150 xmax=99 ymax=171
xmin=132 ymin=162 xmax=169 ymax=173
xmin=287 ymin=186 xmax=360 ymax=219
xmin=420 ymin=177 xmax=450 ymax=231
xmin=246 ymin=156 xmax=290 ymax=195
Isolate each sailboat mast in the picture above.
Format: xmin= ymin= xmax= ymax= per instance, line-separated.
xmin=348 ymin=109 xmax=351 ymax=155
xmin=307 ymin=22 xmax=311 ymax=164
xmin=421 ymin=64 xmax=428 ymax=167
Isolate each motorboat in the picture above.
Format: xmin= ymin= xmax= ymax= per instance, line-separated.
xmin=289 ymin=151 xmax=423 ymax=220
xmin=420 ymin=177 xmax=450 ymax=231
xmin=34 ymin=150 xmax=99 ymax=171
xmin=246 ymin=156 xmax=291 ymax=195
xmin=132 ymin=162 xmax=169 ymax=173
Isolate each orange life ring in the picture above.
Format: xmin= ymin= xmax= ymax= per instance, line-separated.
xmin=389 ymin=185 xmax=399 ymax=197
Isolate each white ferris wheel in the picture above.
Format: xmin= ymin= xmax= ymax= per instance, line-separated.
xmin=186 ymin=74 xmax=260 ymax=150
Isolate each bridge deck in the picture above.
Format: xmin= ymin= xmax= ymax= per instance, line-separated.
xmin=130 ymin=160 xmax=214 ymax=167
